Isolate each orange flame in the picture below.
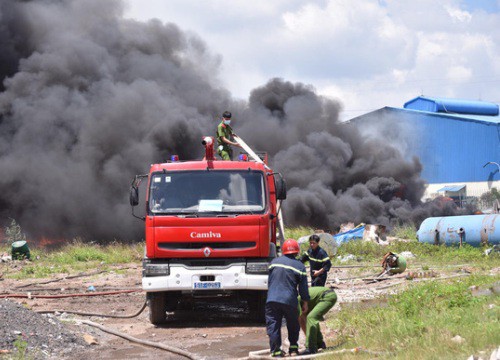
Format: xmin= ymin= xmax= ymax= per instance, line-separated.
xmin=35 ymin=237 xmax=66 ymax=248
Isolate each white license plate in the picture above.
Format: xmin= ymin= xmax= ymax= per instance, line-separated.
xmin=193 ymin=282 xmax=221 ymax=289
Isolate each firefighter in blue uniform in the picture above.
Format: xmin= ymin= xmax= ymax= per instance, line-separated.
xmin=300 ymin=234 xmax=332 ymax=287
xmin=266 ymin=239 xmax=310 ymax=357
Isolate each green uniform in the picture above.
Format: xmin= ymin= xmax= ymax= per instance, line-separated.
xmin=388 ymin=254 xmax=407 ymax=274
xmin=298 ymin=286 xmax=337 ymax=353
xmin=216 ymin=122 xmax=234 ymax=160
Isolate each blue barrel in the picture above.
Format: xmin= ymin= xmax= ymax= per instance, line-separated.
xmin=417 ymin=214 xmax=500 ymax=247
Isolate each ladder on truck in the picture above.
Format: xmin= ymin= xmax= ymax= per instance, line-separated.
xmin=233 ymin=135 xmax=286 ymax=248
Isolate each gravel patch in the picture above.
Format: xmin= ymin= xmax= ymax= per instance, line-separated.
xmin=0 ymin=299 xmax=87 ymax=359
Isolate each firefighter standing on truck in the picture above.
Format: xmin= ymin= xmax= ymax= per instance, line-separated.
xmin=266 ymin=239 xmax=310 ymax=358
xmin=300 ymin=234 xmax=332 ymax=287
xmin=298 ymin=286 xmax=337 ymax=355
xmin=216 ymin=111 xmax=240 ymax=160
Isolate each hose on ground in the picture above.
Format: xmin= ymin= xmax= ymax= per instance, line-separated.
xmin=370 ymin=273 xmax=471 ymax=291
xmin=14 ymin=268 xmax=135 ymax=289
xmin=37 ymin=299 xmax=148 ymax=318
xmin=0 ymin=289 xmax=142 ymax=299
xmin=244 ymin=347 xmax=391 ymax=359
xmin=78 ymin=319 xmax=201 ymax=360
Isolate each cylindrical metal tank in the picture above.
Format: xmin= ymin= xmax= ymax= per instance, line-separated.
xmin=417 ymin=214 xmax=500 ymax=247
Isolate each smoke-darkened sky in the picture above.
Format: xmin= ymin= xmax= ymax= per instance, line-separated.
xmin=0 ymin=0 xmax=470 ymax=242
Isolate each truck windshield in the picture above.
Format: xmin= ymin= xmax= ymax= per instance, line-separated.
xmin=149 ymin=170 xmax=266 ymax=214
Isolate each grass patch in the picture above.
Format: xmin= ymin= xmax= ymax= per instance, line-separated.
xmin=334 ymin=240 xmax=498 ymax=267
xmin=3 ymin=241 xmax=143 ymax=279
xmin=285 ymin=226 xmax=315 ymax=241
xmin=12 ymin=337 xmax=31 ymax=360
xmin=50 ymin=241 xmax=142 ymax=264
xmin=329 ymin=275 xmax=500 ymax=359
xmin=389 ymin=224 xmax=417 ymax=240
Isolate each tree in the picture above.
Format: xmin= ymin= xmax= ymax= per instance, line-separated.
xmin=478 ymin=188 xmax=500 ymax=211
xmin=4 ymin=218 xmax=26 ymax=246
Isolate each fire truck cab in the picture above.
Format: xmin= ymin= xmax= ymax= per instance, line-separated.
xmin=130 ymin=137 xmax=286 ymax=324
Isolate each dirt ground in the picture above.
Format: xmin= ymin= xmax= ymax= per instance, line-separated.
xmin=0 ymin=262 xmax=487 ymax=359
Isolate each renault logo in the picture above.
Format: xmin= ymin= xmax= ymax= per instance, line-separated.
xmin=203 ymin=247 xmax=211 ymax=257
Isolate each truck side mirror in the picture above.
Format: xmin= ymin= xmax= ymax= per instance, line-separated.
xmin=130 ymin=186 xmax=139 ymax=206
xmin=275 ymin=177 xmax=287 ymax=200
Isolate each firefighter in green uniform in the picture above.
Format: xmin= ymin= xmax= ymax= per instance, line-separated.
xmin=381 ymin=252 xmax=407 ymax=275
xmin=297 ymin=286 xmax=337 ymax=355
xmin=216 ymin=111 xmax=241 ymax=160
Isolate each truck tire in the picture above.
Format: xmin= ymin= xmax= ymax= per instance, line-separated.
xmin=248 ymin=290 xmax=267 ymax=323
xmin=178 ymin=296 xmax=194 ymax=311
xmin=148 ymin=292 xmax=167 ymax=325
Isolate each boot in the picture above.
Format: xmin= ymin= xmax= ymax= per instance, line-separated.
xmin=289 ymin=345 xmax=299 ymax=356
xmin=271 ymin=350 xmax=285 ymax=358
xmin=300 ymin=348 xmax=317 ymax=355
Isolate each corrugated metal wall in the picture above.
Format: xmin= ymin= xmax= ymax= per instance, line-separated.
xmin=350 ymin=107 xmax=500 ymax=184
xmin=415 ymin=112 xmax=498 ymax=183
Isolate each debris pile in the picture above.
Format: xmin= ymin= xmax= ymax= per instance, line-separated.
xmin=362 ymin=224 xmax=388 ymax=245
xmin=0 ymin=299 xmax=86 ymax=358
xmin=0 ymin=253 xmax=11 ymax=263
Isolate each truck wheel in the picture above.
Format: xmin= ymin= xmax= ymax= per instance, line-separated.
xmin=248 ymin=291 xmax=267 ymax=323
xmin=148 ymin=292 xmax=167 ymax=325
xmin=165 ymin=292 xmax=180 ymax=312
xmin=178 ymin=297 xmax=194 ymax=311
xmin=256 ymin=291 xmax=267 ymax=323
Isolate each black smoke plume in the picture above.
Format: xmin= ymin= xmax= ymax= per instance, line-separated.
xmin=0 ymin=0 xmax=470 ymax=242
xmin=238 ymin=79 xmax=472 ymax=231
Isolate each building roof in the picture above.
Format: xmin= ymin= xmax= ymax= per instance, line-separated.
xmin=437 ymin=185 xmax=466 ymax=192
xmin=404 ymin=96 xmax=499 ymax=116
xmin=381 ymin=106 xmax=500 ymax=125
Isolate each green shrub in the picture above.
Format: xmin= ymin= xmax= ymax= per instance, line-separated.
xmin=4 ymin=219 xmax=26 ymax=246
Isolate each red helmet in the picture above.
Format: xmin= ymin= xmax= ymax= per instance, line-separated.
xmin=282 ymin=239 xmax=300 ymax=255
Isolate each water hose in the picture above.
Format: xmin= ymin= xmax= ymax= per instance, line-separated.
xmin=37 ymin=300 xmax=199 ymax=359
xmin=243 ymin=347 xmax=391 ymax=359
xmin=0 ymin=289 xmax=141 ymax=299
xmin=78 ymin=320 xmax=201 ymax=360
xmin=14 ymin=267 xmax=135 ymax=289
xmin=37 ymin=299 xmax=148 ymax=319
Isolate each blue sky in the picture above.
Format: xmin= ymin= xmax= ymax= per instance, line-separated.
xmin=125 ymin=0 xmax=500 ymax=120
xmin=462 ymin=0 xmax=499 ymax=13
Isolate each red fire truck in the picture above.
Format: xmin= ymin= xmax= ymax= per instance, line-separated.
xmin=130 ymin=136 xmax=286 ymax=324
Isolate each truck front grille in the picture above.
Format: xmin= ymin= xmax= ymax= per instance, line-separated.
xmin=170 ymin=258 xmax=245 ymax=267
xmin=158 ymin=241 xmax=256 ymax=250
xmin=182 ymin=259 xmax=237 ymax=267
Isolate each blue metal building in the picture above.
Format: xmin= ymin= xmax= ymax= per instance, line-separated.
xmin=349 ymin=96 xmax=500 ymax=200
